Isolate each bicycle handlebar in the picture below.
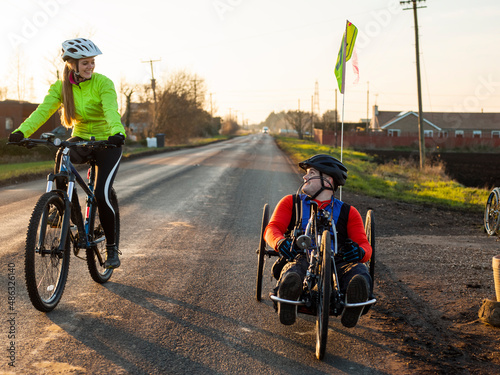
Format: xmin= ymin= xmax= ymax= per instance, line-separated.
xmin=7 ymin=134 xmax=116 ymax=149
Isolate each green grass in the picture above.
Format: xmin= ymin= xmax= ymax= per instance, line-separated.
xmin=0 ymin=161 xmax=54 ymax=180
xmin=275 ymin=136 xmax=489 ymax=213
xmin=1 ymin=135 xmax=232 ymax=182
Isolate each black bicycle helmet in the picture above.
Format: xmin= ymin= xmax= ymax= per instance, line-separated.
xmin=299 ymin=154 xmax=348 ymax=187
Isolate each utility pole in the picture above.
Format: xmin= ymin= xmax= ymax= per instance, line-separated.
xmin=191 ymin=77 xmax=200 ymax=105
xmin=366 ymin=81 xmax=370 ymax=132
xmin=209 ymin=93 xmax=213 ymax=117
xmin=311 ymin=95 xmax=314 ymax=140
xmin=401 ymin=0 xmax=426 ymax=169
xmin=313 ymin=81 xmax=320 ymax=141
xmin=142 ymin=58 xmax=161 ymax=133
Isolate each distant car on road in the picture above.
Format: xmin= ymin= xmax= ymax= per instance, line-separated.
xmin=262 ymin=127 xmax=269 ymax=134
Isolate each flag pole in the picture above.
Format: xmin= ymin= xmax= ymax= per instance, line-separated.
xmin=339 ymin=21 xmax=348 ymax=201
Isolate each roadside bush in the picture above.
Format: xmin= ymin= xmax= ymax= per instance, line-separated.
xmin=0 ymin=138 xmax=56 ymax=164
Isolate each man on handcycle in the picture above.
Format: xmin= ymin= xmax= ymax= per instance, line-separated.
xmin=265 ymin=154 xmax=373 ymax=327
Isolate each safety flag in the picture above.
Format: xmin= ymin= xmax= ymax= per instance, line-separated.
xmin=335 ymin=20 xmax=358 ymax=94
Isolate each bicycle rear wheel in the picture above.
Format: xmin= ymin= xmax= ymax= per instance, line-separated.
xmin=316 ymin=230 xmax=331 ymax=360
xmin=484 ymin=188 xmax=500 ymax=236
xmin=25 ymin=191 xmax=70 ymax=312
xmin=86 ymin=188 xmax=119 ymax=283
xmin=256 ymin=204 xmax=269 ymax=301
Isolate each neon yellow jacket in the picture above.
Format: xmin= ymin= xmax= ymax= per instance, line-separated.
xmin=17 ymin=73 xmax=125 ymax=141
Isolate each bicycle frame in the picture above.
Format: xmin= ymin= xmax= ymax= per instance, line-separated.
xmin=42 ymin=139 xmax=104 ymax=257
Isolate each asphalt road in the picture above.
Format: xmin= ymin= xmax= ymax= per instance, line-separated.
xmin=1 ymin=134 xmax=391 ymax=374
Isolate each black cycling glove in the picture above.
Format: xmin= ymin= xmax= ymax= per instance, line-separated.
xmin=340 ymin=239 xmax=365 ymax=263
xmin=277 ymin=238 xmax=299 ymax=261
xmin=8 ymin=131 xmax=24 ymax=143
xmin=107 ymin=133 xmax=125 ymax=146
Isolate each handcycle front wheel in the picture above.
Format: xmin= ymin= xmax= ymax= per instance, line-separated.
xmin=256 ymin=203 xmax=269 ymax=301
xmin=86 ymin=188 xmax=119 ymax=283
xmin=316 ymin=230 xmax=332 ymax=360
xmin=484 ymin=188 xmax=500 ymax=236
xmin=365 ymin=209 xmax=375 ymax=293
xmin=25 ymin=191 xmax=71 ymax=312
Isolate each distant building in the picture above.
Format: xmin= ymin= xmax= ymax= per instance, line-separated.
xmin=0 ymin=100 xmax=61 ymax=139
xmin=370 ymin=105 xmax=500 ymax=139
xmin=314 ymin=105 xmax=500 ymax=149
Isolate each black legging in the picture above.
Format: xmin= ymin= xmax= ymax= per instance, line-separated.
xmin=56 ymin=137 xmax=122 ymax=246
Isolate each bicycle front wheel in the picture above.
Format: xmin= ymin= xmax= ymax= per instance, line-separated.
xmin=365 ymin=210 xmax=375 ymax=293
xmin=86 ymin=188 xmax=119 ymax=283
xmin=484 ymin=188 xmax=500 ymax=236
xmin=316 ymin=230 xmax=332 ymax=360
xmin=256 ymin=204 xmax=269 ymax=301
xmin=25 ymin=191 xmax=70 ymax=312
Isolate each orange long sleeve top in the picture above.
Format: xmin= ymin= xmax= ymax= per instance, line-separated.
xmin=263 ymin=195 xmax=372 ymax=263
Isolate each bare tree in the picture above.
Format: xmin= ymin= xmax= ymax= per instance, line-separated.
xmin=121 ymin=87 xmax=135 ymax=134
xmin=286 ymin=110 xmax=311 ymax=139
xmin=155 ymin=70 xmax=215 ymax=142
xmin=7 ymin=49 xmax=31 ymax=102
xmin=220 ymin=117 xmax=239 ymax=135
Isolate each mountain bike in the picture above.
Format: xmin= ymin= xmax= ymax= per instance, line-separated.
xmin=484 ymin=187 xmax=500 ymax=236
xmin=9 ymin=133 xmax=120 ymax=312
xmin=255 ymin=187 xmax=376 ymax=360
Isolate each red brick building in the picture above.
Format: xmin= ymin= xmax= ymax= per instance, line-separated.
xmin=0 ymin=100 xmax=62 ymax=139
xmin=314 ymin=106 xmax=500 ymax=150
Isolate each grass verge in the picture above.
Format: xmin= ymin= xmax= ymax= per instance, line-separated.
xmin=0 ymin=135 xmax=232 ymax=186
xmin=275 ymin=136 xmax=489 ymax=213
xmin=0 ymin=161 xmax=54 ymax=181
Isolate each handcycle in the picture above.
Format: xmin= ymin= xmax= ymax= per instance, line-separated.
xmin=255 ymin=185 xmax=376 ymax=360
xmin=484 ymin=187 xmax=500 ymax=236
xmin=9 ymin=133 xmax=120 ymax=312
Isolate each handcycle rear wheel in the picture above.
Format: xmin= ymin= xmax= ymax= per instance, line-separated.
xmin=25 ymin=191 xmax=71 ymax=312
xmin=256 ymin=203 xmax=269 ymax=301
xmin=86 ymin=188 xmax=120 ymax=283
xmin=316 ymin=230 xmax=332 ymax=360
xmin=484 ymin=188 xmax=500 ymax=236
xmin=365 ymin=210 xmax=375 ymax=292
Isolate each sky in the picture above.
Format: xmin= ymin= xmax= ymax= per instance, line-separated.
xmin=1 ymin=0 xmax=500 ymax=125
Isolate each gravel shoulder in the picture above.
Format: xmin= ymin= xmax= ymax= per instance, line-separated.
xmin=343 ymin=189 xmax=500 ymax=374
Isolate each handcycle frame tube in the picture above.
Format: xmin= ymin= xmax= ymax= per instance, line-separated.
xmin=344 ymin=298 xmax=377 ymax=308
xmin=270 ymin=295 xmax=306 ymax=306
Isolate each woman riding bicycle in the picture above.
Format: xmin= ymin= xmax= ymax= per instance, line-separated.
xmin=8 ymin=38 xmax=126 ymax=269
xmin=265 ymin=154 xmax=373 ymax=327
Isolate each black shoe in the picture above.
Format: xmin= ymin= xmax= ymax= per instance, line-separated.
xmin=341 ymin=275 xmax=369 ymax=328
xmin=278 ymin=272 xmax=302 ymax=325
xmin=104 ymin=245 xmax=121 ymax=269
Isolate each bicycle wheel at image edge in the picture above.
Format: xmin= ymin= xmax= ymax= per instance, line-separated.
xmin=86 ymin=188 xmax=119 ymax=283
xmin=25 ymin=191 xmax=71 ymax=312
xmin=316 ymin=230 xmax=332 ymax=360
xmin=256 ymin=204 xmax=269 ymax=301
xmin=484 ymin=188 xmax=500 ymax=236
xmin=365 ymin=210 xmax=375 ymax=292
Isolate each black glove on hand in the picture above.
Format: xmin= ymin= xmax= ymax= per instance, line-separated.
xmin=107 ymin=133 xmax=125 ymax=146
xmin=340 ymin=239 xmax=365 ymax=263
xmin=8 ymin=131 xmax=24 ymax=143
xmin=277 ymin=238 xmax=298 ymax=261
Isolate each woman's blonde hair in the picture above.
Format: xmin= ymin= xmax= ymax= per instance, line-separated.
xmin=60 ymin=59 xmax=77 ymax=128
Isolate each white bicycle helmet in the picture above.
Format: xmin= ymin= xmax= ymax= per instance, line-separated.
xmin=61 ymin=38 xmax=102 ymax=61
